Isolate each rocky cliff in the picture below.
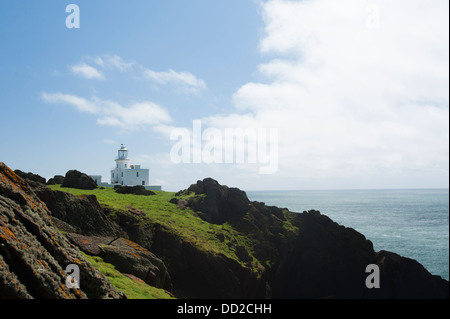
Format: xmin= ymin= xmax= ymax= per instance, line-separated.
xmin=1 ymin=162 xmax=448 ymax=299
xmin=179 ymin=178 xmax=449 ymax=298
xmin=0 ymin=162 xmax=125 ymax=299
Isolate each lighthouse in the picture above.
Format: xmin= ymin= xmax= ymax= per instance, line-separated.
xmin=110 ymin=144 xmax=150 ymax=186
xmin=115 ymin=144 xmax=131 ymax=170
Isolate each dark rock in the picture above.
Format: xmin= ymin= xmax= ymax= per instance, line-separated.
xmin=179 ymin=178 xmax=449 ymax=299
xmin=0 ymin=162 xmax=125 ymax=299
xmin=99 ymin=237 xmax=172 ymax=292
xmin=235 ymin=245 xmax=253 ymax=263
xmin=148 ymin=228 xmax=267 ymax=299
xmin=5 ymin=162 xmax=447 ymax=299
xmin=14 ymin=169 xmax=46 ymax=184
xmin=46 ymin=175 xmax=65 ymax=185
xmin=115 ymin=185 xmax=155 ymax=196
xmin=270 ymin=210 xmax=375 ymax=298
xmin=66 ymin=231 xmax=172 ymax=292
xmin=62 ymin=170 xmax=97 ymax=190
xmin=66 ymin=233 xmax=105 ymax=256
xmin=187 ymin=178 xmax=250 ymax=224
xmin=31 ymin=184 xmax=119 ymax=237
xmin=367 ymin=250 xmax=449 ymax=299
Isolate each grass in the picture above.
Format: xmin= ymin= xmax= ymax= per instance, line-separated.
xmin=49 ymin=185 xmax=264 ymax=272
xmin=84 ymin=254 xmax=174 ymax=299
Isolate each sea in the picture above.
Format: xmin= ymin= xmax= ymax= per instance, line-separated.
xmin=246 ymin=188 xmax=449 ymax=281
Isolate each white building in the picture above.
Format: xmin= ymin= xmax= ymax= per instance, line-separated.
xmin=111 ymin=144 xmax=150 ymax=186
xmin=88 ymin=145 xmax=161 ymax=190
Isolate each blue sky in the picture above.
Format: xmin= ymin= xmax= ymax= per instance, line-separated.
xmin=0 ymin=0 xmax=449 ymax=191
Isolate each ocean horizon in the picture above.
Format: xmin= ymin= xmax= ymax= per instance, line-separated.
xmin=246 ymin=188 xmax=449 ymax=281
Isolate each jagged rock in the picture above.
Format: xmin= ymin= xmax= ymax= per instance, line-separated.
xmin=148 ymin=228 xmax=267 ymax=299
xmin=4 ymin=165 xmax=447 ymax=299
xmin=110 ymin=211 xmax=268 ymax=299
xmin=65 ymin=233 xmax=172 ymax=292
xmin=62 ymin=170 xmax=97 ymax=190
xmin=31 ymin=182 xmax=119 ymax=237
xmin=180 ymin=178 xmax=449 ymax=299
xmin=367 ymin=250 xmax=449 ymax=299
xmin=0 ymin=162 xmax=125 ymax=299
xmin=46 ymin=175 xmax=64 ymax=185
xmin=115 ymin=185 xmax=155 ymax=196
xmin=13 ymin=169 xmax=46 ymax=184
xmin=66 ymin=233 xmax=105 ymax=256
xmin=100 ymin=238 xmax=172 ymax=291
xmin=187 ymin=178 xmax=250 ymax=224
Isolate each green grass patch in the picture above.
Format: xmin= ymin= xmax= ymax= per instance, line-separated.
xmin=49 ymin=185 xmax=262 ymax=271
xmin=84 ymin=254 xmax=174 ymax=299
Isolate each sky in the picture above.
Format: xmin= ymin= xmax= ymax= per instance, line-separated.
xmin=0 ymin=0 xmax=448 ymax=192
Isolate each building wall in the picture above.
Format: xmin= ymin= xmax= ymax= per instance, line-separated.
xmin=111 ymin=167 xmax=149 ymax=186
xmin=89 ymin=175 xmax=102 ymax=185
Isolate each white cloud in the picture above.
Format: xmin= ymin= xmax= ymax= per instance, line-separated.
xmin=70 ymin=63 xmax=105 ymax=80
xmin=144 ymin=68 xmax=206 ymax=92
xmin=197 ymin=0 xmax=449 ymax=188
xmin=41 ymin=92 xmax=172 ymax=131
xmin=73 ymin=54 xmax=206 ymax=94
xmin=93 ymin=54 xmax=135 ymax=71
xmin=97 ymin=100 xmax=172 ymax=129
xmin=41 ymin=92 xmax=99 ymax=113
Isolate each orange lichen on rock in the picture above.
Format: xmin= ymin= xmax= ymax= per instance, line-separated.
xmin=36 ymin=259 xmax=49 ymax=269
xmin=122 ymin=238 xmax=149 ymax=253
xmin=70 ymin=257 xmax=83 ymax=265
xmin=0 ymin=225 xmax=18 ymax=242
xmin=0 ymin=163 xmax=44 ymax=212
xmin=58 ymin=284 xmax=75 ymax=299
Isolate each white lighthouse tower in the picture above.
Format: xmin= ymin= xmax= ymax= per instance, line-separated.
xmin=111 ymin=144 xmax=150 ymax=187
xmin=115 ymin=144 xmax=131 ymax=170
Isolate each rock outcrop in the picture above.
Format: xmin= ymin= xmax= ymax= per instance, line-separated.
xmin=2 ymin=162 xmax=447 ymax=299
xmin=187 ymin=178 xmax=249 ymax=224
xmin=25 ymin=180 xmax=173 ymax=294
xmin=114 ymin=185 xmax=156 ymax=196
xmin=31 ymin=182 xmax=119 ymax=237
xmin=0 ymin=162 xmax=125 ymax=299
xmin=46 ymin=175 xmax=64 ymax=185
xmin=13 ymin=169 xmax=46 ymax=185
xmin=62 ymin=170 xmax=97 ymax=190
xmin=66 ymin=234 xmax=172 ymax=292
xmin=181 ymin=178 xmax=449 ymax=299
xmin=143 ymin=224 xmax=267 ymax=299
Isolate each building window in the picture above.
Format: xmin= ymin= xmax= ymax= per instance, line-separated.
xmin=125 ymin=164 xmax=127 ymax=168
xmin=112 ymin=173 xmax=114 ymax=178
xmin=142 ymin=181 xmax=145 ymax=186
xmin=136 ymin=172 xmax=139 ymax=177
xmin=121 ymin=172 xmax=123 ymax=177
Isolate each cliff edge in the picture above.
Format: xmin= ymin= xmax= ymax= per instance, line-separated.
xmin=0 ymin=162 xmax=125 ymax=299
xmin=183 ymin=178 xmax=449 ymax=298
xmin=1 ymin=162 xmax=448 ymax=299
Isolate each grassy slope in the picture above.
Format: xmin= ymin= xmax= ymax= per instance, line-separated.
xmin=84 ymin=254 xmax=174 ymax=299
xmin=49 ymin=185 xmax=269 ymax=296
